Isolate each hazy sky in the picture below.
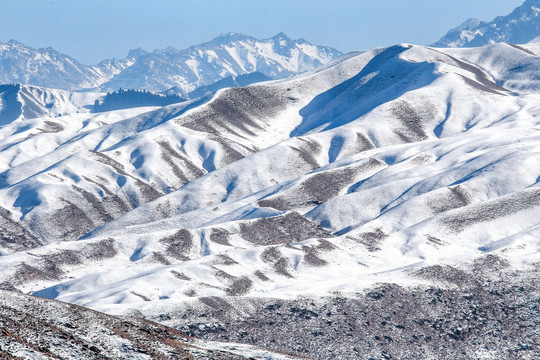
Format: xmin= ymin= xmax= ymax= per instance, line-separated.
xmin=0 ymin=0 xmax=524 ymax=64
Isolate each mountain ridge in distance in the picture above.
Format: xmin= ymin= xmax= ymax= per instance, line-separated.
xmin=0 ymin=32 xmax=342 ymax=95
xmin=433 ymin=0 xmax=540 ymax=47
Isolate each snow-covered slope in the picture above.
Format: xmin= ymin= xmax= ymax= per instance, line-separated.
xmin=1 ymin=42 xmax=540 ymax=358
xmin=0 ymin=84 xmax=100 ymax=126
xmin=0 ymin=33 xmax=342 ymax=95
xmin=433 ymin=0 xmax=540 ymax=47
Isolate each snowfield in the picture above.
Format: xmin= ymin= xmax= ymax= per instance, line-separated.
xmin=1 ymin=41 xmax=540 ymax=358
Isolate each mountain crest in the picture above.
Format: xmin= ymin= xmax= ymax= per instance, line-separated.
xmin=433 ymin=0 xmax=540 ymax=47
xmin=0 ymin=33 xmax=342 ymax=94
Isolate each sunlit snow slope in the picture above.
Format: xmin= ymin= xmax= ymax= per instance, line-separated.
xmin=0 ymin=42 xmax=539 ymax=357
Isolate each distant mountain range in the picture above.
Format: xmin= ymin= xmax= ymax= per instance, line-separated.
xmin=0 ymin=33 xmax=342 ymax=95
xmin=433 ymin=0 xmax=540 ymax=47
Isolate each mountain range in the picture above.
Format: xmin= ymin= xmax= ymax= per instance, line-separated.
xmin=0 ymin=33 xmax=342 ymax=95
xmin=0 ymin=38 xmax=540 ymax=358
xmin=433 ymin=0 xmax=540 ymax=47
xmin=2 ymin=2 xmax=540 ymax=358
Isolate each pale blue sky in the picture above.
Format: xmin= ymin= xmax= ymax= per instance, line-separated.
xmin=0 ymin=0 xmax=524 ymax=64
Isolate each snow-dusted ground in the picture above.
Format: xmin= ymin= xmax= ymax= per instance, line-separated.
xmin=1 ymin=41 xmax=540 ymax=358
xmin=0 ymin=290 xmax=302 ymax=359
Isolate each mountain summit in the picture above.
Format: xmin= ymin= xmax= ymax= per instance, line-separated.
xmin=433 ymin=0 xmax=540 ymax=47
xmin=100 ymin=32 xmax=342 ymax=93
xmin=0 ymin=33 xmax=342 ymax=94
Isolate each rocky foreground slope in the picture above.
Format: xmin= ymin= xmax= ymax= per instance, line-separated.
xmin=0 ymin=41 xmax=540 ymax=358
xmin=0 ymin=290 xmax=302 ymax=359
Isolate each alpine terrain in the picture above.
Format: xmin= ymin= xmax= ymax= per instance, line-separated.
xmin=433 ymin=0 xmax=540 ymax=47
xmin=1 ymin=27 xmax=540 ymax=359
xmin=0 ymin=33 xmax=342 ymax=95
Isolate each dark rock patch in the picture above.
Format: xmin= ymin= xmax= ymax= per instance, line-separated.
xmin=441 ymin=188 xmax=540 ymax=232
xmin=260 ymin=247 xmax=293 ymax=278
xmin=83 ymin=239 xmax=117 ymax=261
xmin=349 ymin=228 xmax=388 ymax=252
xmin=209 ymin=228 xmax=231 ymax=246
xmin=239 ymin=212 xmax=333 ymax=246
xmin=390 ymin=100 xmax=429 ymax=143
xmin=51 ymin=200 xmax=95 ymax=241
xmin=170 ymin=270 xmax=190 ymax=281
xmin=226 ymin=277 xmax=253 ymax=296
xmin=160 ymin=229 xmax=193 ymax=261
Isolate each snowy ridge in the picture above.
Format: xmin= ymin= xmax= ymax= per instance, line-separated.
xmin=99 ymin=32 xmax=342 ymax=94
xmin=0 ymin=33 xmax=342 ymax=94
xmin=433 ymin=0 xmax=540 ymax=47
xmin=0 ymin=42 xmax=540 ymax=358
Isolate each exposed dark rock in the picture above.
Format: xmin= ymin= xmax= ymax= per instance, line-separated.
xmin=0 ymin=290 xmax=255 ymax=359
xmin=167 ymin=266 xmax=540 ymax=360
xmin=260 ymin=247 xmax=293 ymax=278
xmin=209 ymin=228 xmax=232 ymax=246
xmin=83 ymin=239 xmax=117 ymax=261
xmin=239 ymin=212 xmax=333 ymax=246
xmin=160 ymin=229 xmax=193 ymax=260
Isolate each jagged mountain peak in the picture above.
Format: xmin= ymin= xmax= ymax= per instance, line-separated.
xmin=271 ymin=31 xmax=290 ymax=39
xmin=433 ymin=0 xmax=540 ymax=47
xmin=99 ymin=33 xmax=342 ymax=93
xmin=0 ymin=33 xmax=342 ymax=94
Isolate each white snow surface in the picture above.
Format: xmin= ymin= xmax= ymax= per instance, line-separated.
xmin=0 ymin=43 xmax=539 ymax=318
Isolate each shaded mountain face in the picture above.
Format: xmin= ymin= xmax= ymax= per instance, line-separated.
xmin=1 ymin=42 xmax=540 ymax=358
xmin=0 ymin=33 xmax=342 ymax=95
xmin=433 ymin=0 xmax=540 ymax=47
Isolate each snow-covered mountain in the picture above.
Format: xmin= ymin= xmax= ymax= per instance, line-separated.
xmin=0 ymin=33 xmax=342 ymax=95
xmin=0 ymin=40 xmax=131 ymax=91
xmin=0 ymin=40 xmax=540 ymax=358
xmin=433 ymin=0 xmax=540 ymax=47
xmin=101 ymin=32 xmax=342 ymax=94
